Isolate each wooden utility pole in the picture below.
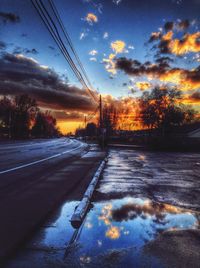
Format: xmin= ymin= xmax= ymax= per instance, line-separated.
xmin=99 ymin=94 xmax=105 ymax=149
xmin=99 ymin=95 xmax=102 ymax=129
xmin=84 ymin=115 xmax=87 ymax=142
xmin=84 ymin=115 xmax=87 ymax=129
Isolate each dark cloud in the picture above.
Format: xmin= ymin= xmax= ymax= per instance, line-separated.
xmin=148 ymin=32 xmax=162 ymax=43
xmin=115 ymin=57 xmax=169 ymax=76
xmin=155 ymin=56 xmax=173 ymax=64
xmin=13 ymin=47 xmax=39 ymax=55
xmin=53 ymin=111 xmax=85 ymax=121
xmin=149 ymin=19 xmax=198 ymax=56
xmin=189 ymin=91 xmax=200 ymax=101
xmin=185 ymin=66 xmax=200 ymax=84
xmin=48 ymin=45 xmax=55 ymax=50
xmin=178 ymin=19 xmax=190 ymax=31
xmin=25 ymin=48 xmax=38 ymax=55
xmin=164 ymin=21 xmax=174 ymax=31
xmin=0 ymin=41 xmax=7 ymax=50
xmin=0 ymin=12 xmax=20 ymax=24
xmin=115 ymin=57 xmax=200 ymax=91
xmin=0 ymin=53 xmax=97 ymax=112
xmin=157 ymin=39 xmax=171 ymax=54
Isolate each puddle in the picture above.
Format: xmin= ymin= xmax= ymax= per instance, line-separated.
xmin=8 ymin=197 xmax=200 ymax=268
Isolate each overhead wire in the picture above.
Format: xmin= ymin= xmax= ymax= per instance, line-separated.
xmin=86 ymin=106 xmax=99 ymax=122
xmin=31 ymin=0 xmax=98 ymax=106
xmin=48 ymin=0 xmax=98 ymax=100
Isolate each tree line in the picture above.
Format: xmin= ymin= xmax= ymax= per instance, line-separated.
xmin=0 ymin=94 xmax=60 ymax=139
xmin=139 ymin=87 xmax=196 ymax=136
xmin=76 ymin=86 xmax=197 ymax=138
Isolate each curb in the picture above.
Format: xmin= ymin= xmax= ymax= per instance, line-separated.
xmin=71 ymin=157 xmax=107 ymax=228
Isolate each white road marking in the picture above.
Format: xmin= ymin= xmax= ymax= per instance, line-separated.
xmin=0 ymin=138 xmax=70 ymax=150
xmin=0 ymin=142 xmax=84 ymax=175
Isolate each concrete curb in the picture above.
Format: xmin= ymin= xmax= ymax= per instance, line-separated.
xmin=71 ymin=158 xmax=107 ymax=228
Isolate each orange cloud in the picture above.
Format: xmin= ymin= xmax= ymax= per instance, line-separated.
xmin=102 ymin=53 xmax=116 ymax=75
xmin=180 ymin=92 xmax=200 ymax=106
xmin=116 ymin=57 xmax=200 ymax=92
xmin=170 ymin=32 xmax=200 ymax=55
xmin=159 ymin=69 xmax=200 ymax=91
xmin=103 ymin=40 xmax=126 ymax=75
xmin=111 ymin=40 xmax=126 ymax=54
xmin=149 ymin=31 xmax=162 ymax=42
xmin=85 ymin=13 xmax=98 ymax=24
xmin=149 ymin=20 xmax=200 ymax=56
xmin=162 ymin=31 xmax=173 ymax=41
xmin=136 ymin=82 xmax=152 ymax=91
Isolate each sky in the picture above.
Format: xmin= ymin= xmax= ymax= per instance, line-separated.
xmin=0 ymin=0 xmax=200 ymax=133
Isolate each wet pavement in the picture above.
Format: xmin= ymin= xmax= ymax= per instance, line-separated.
xmin=96 ymin=149 xmax=200 ymax=211
xmin=6 ymin=148 xmax=200 ymax=267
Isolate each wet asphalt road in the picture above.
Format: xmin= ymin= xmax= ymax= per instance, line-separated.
xmin=0 ymin=138 xmax=86 ymax=198
xmin=6 ymin=147 xmax=200 ymax=268
xmin=0 ymin=138 xmax=84 ymax=174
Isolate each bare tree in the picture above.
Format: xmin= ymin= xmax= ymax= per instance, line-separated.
xmin=139 ymin=87 xmax=196 ymax=136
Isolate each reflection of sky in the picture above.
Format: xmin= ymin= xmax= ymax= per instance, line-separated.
xmin=17 ymin=197 xmax=199 ymax=267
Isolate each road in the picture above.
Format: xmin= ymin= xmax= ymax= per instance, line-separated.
xmin=0 ymin=138 xmax=84 ymax=173
xmin=0 ymin=138 xmax=86 ymax=198
xmin=0 ymin=138 xmax=106 ymax=262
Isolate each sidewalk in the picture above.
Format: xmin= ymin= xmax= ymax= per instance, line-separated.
xmin=0 ymin=144 xmax=106 ymax=263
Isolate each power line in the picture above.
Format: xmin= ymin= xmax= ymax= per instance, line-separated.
xmin=86 ymin=106 xmax=99 ymax=122
xmin=31 ymin=0 xmax=83 ymax=85
xmin=39 ymin=0 xmax=97 ymax=103
xmin=31 ymin=0 xmax=98 ymax=105
xmin=48 ymin=0 xmax=98 ymax=100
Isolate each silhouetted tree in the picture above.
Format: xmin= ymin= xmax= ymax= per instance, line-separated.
xmin=0 ymin=96 xmax=14 ymax=138
xmin=102 ymin=104 xmax=118 ymax=136
xmin=32 ymin=111 xmax=59 ymax=138
xmin=75 ymin=127 xmax=85 ymax=137
xmin=12 ymin=95 xmax=38 ymax=139
xmin=86 ymin=122 xmax=97 ymax=136
xmin=0 ymin=94 xmax=61 ymax=139
xmin=139 ymin=87 xmax=195 ymax=136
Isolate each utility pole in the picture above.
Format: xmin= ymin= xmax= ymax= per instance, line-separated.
xmin=99 ymin=95 xmax=102 ymax=129
xmin=99 ymin=94 xmax=105 ymax=149
xmin=84 ymin=115 xmax=87 ymax=142
xmin=9 ymin=110 xmax=11 ymax=139
xmin=84 ymin=115 xmax=87 ymax=129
